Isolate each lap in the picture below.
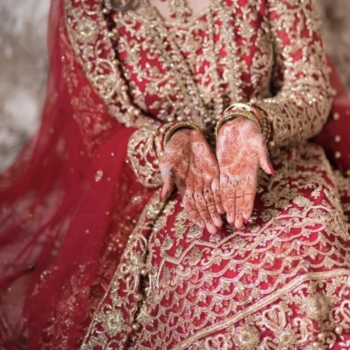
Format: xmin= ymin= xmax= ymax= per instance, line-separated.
xmin=134 ymin=143 xmax=350 ymax=349
xmin=81 ymin=143 xmax=350 ymax=349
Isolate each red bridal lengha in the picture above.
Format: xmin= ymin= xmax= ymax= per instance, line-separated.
xmin=1 ymin=0 xmax=350 ymax=349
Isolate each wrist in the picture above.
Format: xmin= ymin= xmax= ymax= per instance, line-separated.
xmin=218 ymin=117 xmax=259 ymax=136
xmin=163 ymin=121 xmax=202 ymax=149
xmin=215 ymin=103 xmax=273 ymax=144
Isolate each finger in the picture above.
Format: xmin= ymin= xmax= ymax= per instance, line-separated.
xmin=183 ymin=191 xmax=205 ymax=229
xmin=194 ymin=180 xmax=217 ymax=234
xmin=225 ymin=178 xmax=237 ymax=225
xmin=234 ymin=178 xmax=245 ymax=230
xmin=211 ymin=179 xmax=225 ymax=215
xmin=203 ymin=184 xmax=223 ymax=229
xmin=242 ymin=175 xmax=257 ymax=222
xmin=258 ymin=146 xmax=274 ymax=176
xmin=219 ymin=175 xmax=228 ymax=213
xmin=160 ymin=170 xmax=175 ymax=201
xmin=195 ymin=192 xmax=217 ymax=234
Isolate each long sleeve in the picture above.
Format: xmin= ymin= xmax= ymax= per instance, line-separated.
xmin=63 ymin=2 xmax=184 ymax=188
xmin=127 ymin=123 xmax=182 ymax=188
xmin=252 ymin=0 xmax=334 ymax=148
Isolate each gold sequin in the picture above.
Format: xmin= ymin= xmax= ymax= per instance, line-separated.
xmin=95 ymin=170 xmax=103 ymax=182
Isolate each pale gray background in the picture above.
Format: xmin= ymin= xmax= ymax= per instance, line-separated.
xmin=0 ymin=0 xmax=349 ymax=170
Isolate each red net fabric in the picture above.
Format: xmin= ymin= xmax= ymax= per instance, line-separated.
xmin=0 ymin=1 xmax=152 ymax=348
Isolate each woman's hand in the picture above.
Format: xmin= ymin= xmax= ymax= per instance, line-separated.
xmin=159 ymin=128 xmax=224 ymax=234
xmin=216 ymin=117 xmax=274 ymax=229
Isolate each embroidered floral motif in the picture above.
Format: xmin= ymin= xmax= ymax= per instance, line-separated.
xmin=233 ymin=325 xmax=260 ymax=350
xmin=303 ymin=293 xmax=330 ymax=321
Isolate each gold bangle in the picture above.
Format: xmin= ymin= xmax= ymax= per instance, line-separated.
xmin=214 ymin=114 xmax=236 ymax=139
xmin=215 ymin=112 xmax=261 ymax=139
xmin=223 ymin=102 xmax=255 ymax=114
xmin=163 ymin=121 xmax=201 ymax=149
xmin=224 ymin=103 xmax=264 ymax=128
xmin=227 ymin=103 xmax=274 ymax=144
xmin=249 ymin=104 xmax=273 ymax=144
xmin=224 ymin=108 xmax=263 ymax=130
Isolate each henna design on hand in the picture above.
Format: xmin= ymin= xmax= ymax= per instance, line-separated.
xmin=160 ymin=129 xmax=224 ymax=234
xmin=216 ymin=117 xmax=273 ymax=229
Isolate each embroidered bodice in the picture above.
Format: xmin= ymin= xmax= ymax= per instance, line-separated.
xmin=64 ymin=0 xmax=333 ymax=187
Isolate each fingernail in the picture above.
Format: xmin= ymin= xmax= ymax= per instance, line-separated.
xmin=269 ymin=163 xmax=275 ymax=176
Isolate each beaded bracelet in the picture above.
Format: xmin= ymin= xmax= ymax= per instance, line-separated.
xmin=163 ymin=121 xmax=201 ymax=149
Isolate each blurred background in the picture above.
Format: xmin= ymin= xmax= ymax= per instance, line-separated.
xmin=0 ymin=0 xmax=349 ymax=170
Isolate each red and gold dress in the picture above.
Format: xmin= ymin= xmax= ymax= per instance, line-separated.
xmin=1 ymin=0 xmax=350 ymax=349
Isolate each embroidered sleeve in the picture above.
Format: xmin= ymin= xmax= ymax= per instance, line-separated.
xmin=64 ymin=1 xmax=183 ymax=188
xmin=127 ymin=122 xmax=180 ymax=188
xmin=252 ymin=0 xmax=334 ymax=148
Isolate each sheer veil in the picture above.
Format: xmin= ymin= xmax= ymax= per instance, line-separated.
xmin=0 ymin=0 xmax=147 ymax=348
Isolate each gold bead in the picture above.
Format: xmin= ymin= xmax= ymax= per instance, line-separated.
xmin=269 ymin=141 xmax=275 ymax=148
xmin=317 ymin=332 xmax=326 ymax=342
xmin=267 ymin=116 xmax=274 ymax=123
xmin=132 ymin=323 xmax=140 ymax=331
xmin=334 ymin=135 xmax=341 ymax=143
xmin=135 ymin=293 xmax=144 ymax=301
xmin=140 ymin=268 xmax=148 ymax=276
xmin=335 ymin=325 xmax=343 ymax=334
xmin=333 ymin=112 xmax=340 ymax=120
xmin=312 ymin=341 xmax=323 ymax=350
xmin=121 ymin=85 xmax=128 ymax=91
xmin=335 ymin=151 xmax=341 ymax=159
xmin=346 ymin=169 xmax=350 ymax=177
xmin=102 ymin=8 xmax=110 ymax=14
xmin=112 ymin=59 xmax=119 ymax=66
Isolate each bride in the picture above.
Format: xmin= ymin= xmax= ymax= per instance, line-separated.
xmin=1 ymin=0 xmax=350 ymax=349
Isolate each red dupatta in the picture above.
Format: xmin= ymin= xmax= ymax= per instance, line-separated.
xmin=0 ymin=0 xmax=153 ymax=348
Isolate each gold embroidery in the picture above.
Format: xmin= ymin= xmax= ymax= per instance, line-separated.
xmin=127 ymin=127 xmax=163 ymax=188
xmin=233 ymin=325 xmax=260 ymax=350
xmin=303 ymin=293 xmax=330 ymax=321
xmin=252 ymin=0 xmax=334 ymax=148
xmin=64 ymin=0 xmax=155 ymax=128
xmin=131 ymin=145 xmax=350 ymax=350
xmin=81 ymin=194 xmax=176 ymax=349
